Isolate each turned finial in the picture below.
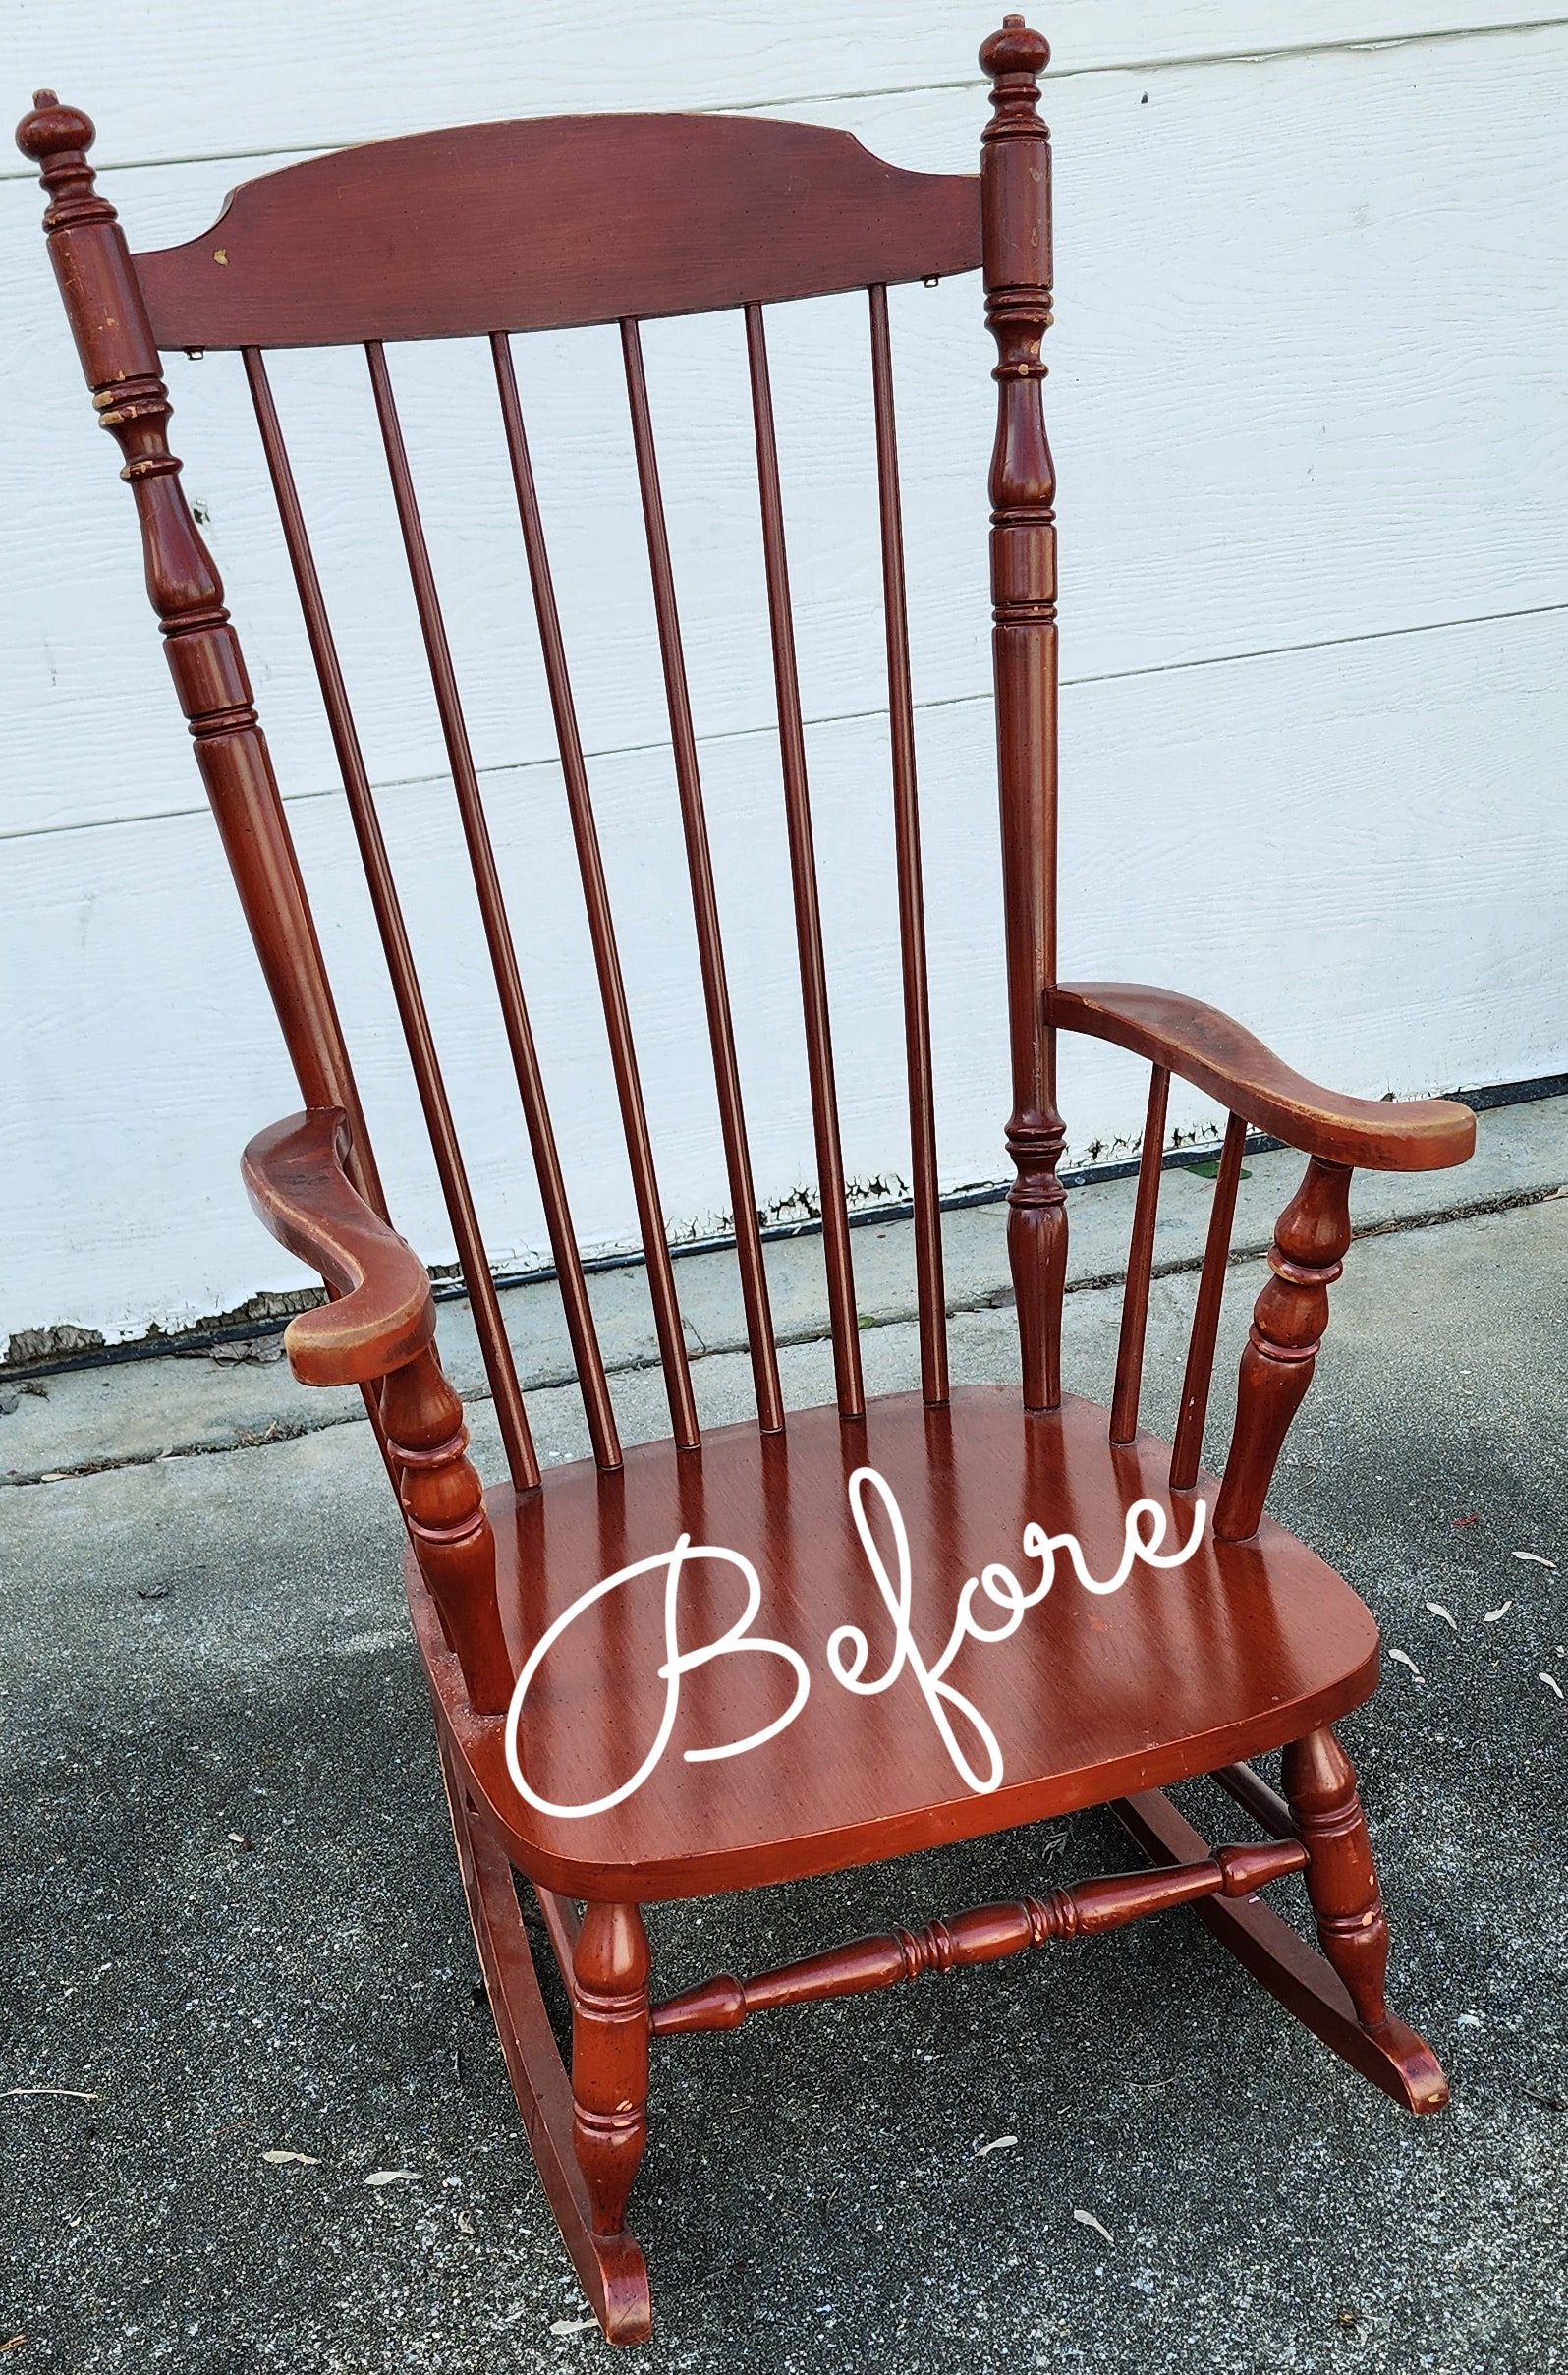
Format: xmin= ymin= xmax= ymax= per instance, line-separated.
xmin=16 ymin=90 xmax=95 ymax=165
xmin=980 ymin=17 xmax=1051 ymax=85
xmin=16 ymin=90 xmax=109 ymax=232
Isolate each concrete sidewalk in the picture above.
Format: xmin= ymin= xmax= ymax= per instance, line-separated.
xmin=2 ymin=1101 xmax=1565 ymax=2372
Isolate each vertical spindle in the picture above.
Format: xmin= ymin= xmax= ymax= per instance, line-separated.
xmin=490 ymin=335 xmax=700 ymax=1454
xmin=366 ymin=340 xmax=625 ymax=1472
xmin=245 ymin=348 xmax=539 ymax=1493
xmin=1169 ymin=1112 xmax=1248 ymax=1491
xmin=1109 ymin=1065 xmax=1170 ymax=1443
xmin=745 ymin=302 xmax=865 ymax=1420
xmin=619 ymin=318 xmax=784 ymax=1434
xmin=868 ymin=284 xmax=949 ymax=1408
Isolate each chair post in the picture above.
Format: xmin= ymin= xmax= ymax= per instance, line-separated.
xmin=980 ymin=20 xmax=1067 ymax=1413
xmin=14 ymin=93 xmax=382 ymax=1213
xmin=1214 ymin=1157 xmax=1354 ymax=1540
xmin=572 ymin=1902 xmax=652 ymax=2239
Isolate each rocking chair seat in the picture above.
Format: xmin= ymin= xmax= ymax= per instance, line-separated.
xmin=415 ymin=1385 xmax=1380 ymax=1902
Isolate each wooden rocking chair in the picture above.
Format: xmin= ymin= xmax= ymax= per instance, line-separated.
xmin=19 ymin=18 xmax=1475 ymax=2342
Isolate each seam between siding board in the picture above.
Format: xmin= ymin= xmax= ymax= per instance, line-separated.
xmin=9 ymin=594 xmax=1568 ymax=850
xmin=3 ymin=14 xmax=1566 ymax=184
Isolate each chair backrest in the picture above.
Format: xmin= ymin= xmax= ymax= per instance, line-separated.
xmin=16 ymin=19 xmax=1059 ymax=1493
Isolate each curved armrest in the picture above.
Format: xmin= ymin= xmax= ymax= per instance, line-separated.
xmin=241 ymin=1108 xmax=436 ymax=1387
xmin=1049 ymin=983 xmax=1476 ymax=1173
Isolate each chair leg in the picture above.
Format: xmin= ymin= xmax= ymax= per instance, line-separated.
xmin=1281 ymin=1724 xmax=1391 ymax=2036
xmin=1113 ymin=1781 xmax=1448 ymax=2113
xmin=572 ymin=1902 xmax=652 ymax=2238
xmin=430 ymin=1720 xmax=653 ymax=2342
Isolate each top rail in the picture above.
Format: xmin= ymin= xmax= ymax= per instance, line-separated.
xmin=133 ymin=117 xmax=980 ymax=351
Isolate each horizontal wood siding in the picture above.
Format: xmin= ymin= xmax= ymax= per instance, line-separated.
xmin=3 ymin=7 xmax=1566 ymax=1344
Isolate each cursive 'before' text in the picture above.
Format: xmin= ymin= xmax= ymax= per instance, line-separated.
xmin=503 ymin=1468 xmax=1207 ymax=1819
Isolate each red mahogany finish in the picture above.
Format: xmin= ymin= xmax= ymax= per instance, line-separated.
xmin=21 ymin=24 xmax=1470 ymax=2341
xmin=1049 ymin=983 xmax=1475 ymax=1171
xmin=131 ymin=114 xmax=984 ymax=351
xmin=648 ymin=1837 xmax=1311 ymax=2034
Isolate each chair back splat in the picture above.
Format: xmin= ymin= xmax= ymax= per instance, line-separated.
xmin=19 ymin=20 xmax=1475 ymax=2344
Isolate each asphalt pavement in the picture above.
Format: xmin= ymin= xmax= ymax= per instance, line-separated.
xmin=2 ymin=1103 xmax=1564 ymax=2373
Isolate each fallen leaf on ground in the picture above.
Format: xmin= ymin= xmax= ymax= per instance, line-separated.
xmin=1387 ymin=1648 xmax=1425 ymax=1684
xmin=1484 ymin=1602 xmax=1513 ymax=1622
xmin=364 ymin=2169 xmax=420 ymax=2186
xmin=1425 ymin=1602 xmax=1458 ymax=1630
xmin=972 ymin=2134 xmax=1018 ymax=2158
xmin=0 ymin=2338 xmax=25 ymax=2355
xmin=1540 ymin=1673 xmax=1564 ymax=1702
xmin=1514 ymin=1551 xmax=1557 ymax=1568
xmin=260 ymin=2149 xmax=319 ymax=2167
xmin=1452 ymin=1514 xmax=1479 ymax=1529
xmin=550 ymin=2317 xmax=597 ymax=2336
xmin=1072 ymin=2208 xmax=1114 ymax=2244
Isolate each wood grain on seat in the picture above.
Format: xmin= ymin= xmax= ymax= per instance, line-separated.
xmin=420 ymin=1387 xmax=1379 ymax=1901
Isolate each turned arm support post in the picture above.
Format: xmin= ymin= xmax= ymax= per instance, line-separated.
xmin=981 ymin=20 xmax=1067 ymax=1412
xmin=1213 ymin=1156 xmax=1353 ymax=1542
xmin=243 ymin=1109 xmax=512 ymax=1717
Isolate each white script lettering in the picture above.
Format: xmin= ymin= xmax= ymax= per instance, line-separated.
xmin=504 ymin=1471 xmax=1206 ymax=1818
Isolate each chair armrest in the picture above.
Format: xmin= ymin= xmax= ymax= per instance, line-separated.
xmin=1048 ymin=983 xmax=1476 ymax=1173
xmin=241 ymin=1108 xmax=436 ymax=1387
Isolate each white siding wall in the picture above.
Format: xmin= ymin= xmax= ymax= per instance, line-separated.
xmin=4 ymin=2 xmax=1567 ymax=1349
